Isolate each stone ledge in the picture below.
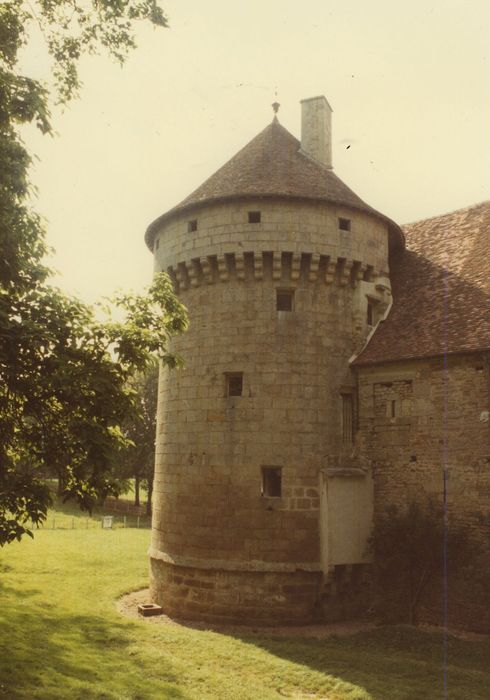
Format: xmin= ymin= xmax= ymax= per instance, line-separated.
xmin=148 ymin=547 xmax=321 ymax=573
xmin=324 ymin=468 xmax=369 ymax=478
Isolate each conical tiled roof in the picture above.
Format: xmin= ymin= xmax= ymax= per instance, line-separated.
xmin=145 ymin=118 xmax=404 ymax=250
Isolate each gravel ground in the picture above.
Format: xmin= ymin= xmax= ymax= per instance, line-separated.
xmin=117 ymin=588 xmax=378 ymax=638
xmin=117 ymin=589 xmax=489 ymax=641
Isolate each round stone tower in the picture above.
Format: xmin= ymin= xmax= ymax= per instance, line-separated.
xmin=146 ymin=96 xmax=404 ymax=624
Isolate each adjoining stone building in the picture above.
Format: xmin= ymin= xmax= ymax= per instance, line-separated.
xmin=145 ymin=96 xmax=490 ymax=629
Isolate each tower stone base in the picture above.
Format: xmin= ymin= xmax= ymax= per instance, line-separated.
xmin=149 ymin=558 xmax=323 ymax=625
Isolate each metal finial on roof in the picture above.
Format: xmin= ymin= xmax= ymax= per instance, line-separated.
xmin=272 ymin=101 xmax=280 ymax=115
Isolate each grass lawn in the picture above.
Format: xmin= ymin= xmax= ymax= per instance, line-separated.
xmin=1 ymin=504 xmax=489 ymax=699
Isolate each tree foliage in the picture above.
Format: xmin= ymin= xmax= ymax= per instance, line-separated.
xmin=1 ymin=273 xmax=187 ymax=544
xmin=369 ymin=500 xmax=478 ymax=625
xmin=0 ymin=0 xmax=181 ymax=545
xmin=117 ymin=361 xmax=158 ymax=513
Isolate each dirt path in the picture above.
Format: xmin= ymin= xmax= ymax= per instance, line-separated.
xmin=116 ymin=588 xmax=377 ymax=638
xmin=117 ymin=589 xmax=489 ymax=641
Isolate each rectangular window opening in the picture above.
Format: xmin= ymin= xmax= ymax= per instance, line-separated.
xmin=276 ymin=289 xmax=294 ymax=312
xmin=390 ymin=400 xmax=396 ymax=418
xmin=261 ymin=467 xmax=282 ymax=497
xmin=187 ymin=219 xmax=198 ymax=232
xmin=367 ymin=300 xmax=374 ymax=326
xmin=226 ymin=373 xmax=243 ymax=397
xmin=248 ymin=211 xmax=261 ymax=224
xmin=154 ymin=237 xmax=160 ymax=251
xmin=338 ymin=217 xmax=351 ymax=231
xmin=341 ymin=393 xmax=354 ymax=445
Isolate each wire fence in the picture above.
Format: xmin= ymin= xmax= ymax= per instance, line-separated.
xmin=28 ymin=513 xmax=151 ymax=531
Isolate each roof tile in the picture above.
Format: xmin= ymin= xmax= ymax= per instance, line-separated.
xmin=354 ymin=201 xmax=490 ymax=365
xmin=145 ymin=119 xmax=403 ymax=250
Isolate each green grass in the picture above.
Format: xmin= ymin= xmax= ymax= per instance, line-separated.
xmin=1 ymin=503 xmax=489 ymax=699
xmin=33 ymin=491 xmax=151 ymax=531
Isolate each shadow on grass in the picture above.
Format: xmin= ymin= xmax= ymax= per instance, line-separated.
xmin=0 ymin=582 xmax=186 ymax=700
xmin=229 ymin=625 xmax=490 ymax=700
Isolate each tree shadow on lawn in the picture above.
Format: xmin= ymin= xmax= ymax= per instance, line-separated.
xmin=0 ymin=585 xmax=186 ymax=699
xmin=226 ymin=625 xmax=490 ymax=700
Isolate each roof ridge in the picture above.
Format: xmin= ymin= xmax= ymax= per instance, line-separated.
xmin=403 ymin=199 xmax=490 ymax=228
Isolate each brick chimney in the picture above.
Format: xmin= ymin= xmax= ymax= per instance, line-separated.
xmin=300 ymin=96 xmax=333 ymax=169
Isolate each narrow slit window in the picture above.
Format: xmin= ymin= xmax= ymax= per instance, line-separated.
xmin=367 ymin=300 xmax=374 ymax=326
xmin=341 ymin=394 xmax=354 ymax=445
xmin=248 ymin=211 xmax=261 ymax=223
xmin=261 ymin=467 xmax=282 ymax=497
xmin=338 ymin=217 xmax=351 ymax=231
xmin=154 ymin=237 xmax=160 ymax=251
xmin=187 ymin=219 xmax=198 ymax=232
xmin=226 ymin=373 xmax=243 ymax=397
xmin=390 ymin=399 xmax=396 ymax=418
xmin=276 ymin=289 xmax=294 ymax=312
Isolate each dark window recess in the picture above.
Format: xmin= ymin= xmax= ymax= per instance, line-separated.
xmin=261 ymin=467 xmax=282 ymax=497
xmin=367 ymin=300 xmax=374 ymax=325
xmin=390 ymin=400 xmax=396 ymax=418
xmin=187 ymin=219 xmax=198 ymax=232
xmin=276 ymin=289 xmax=294 ymax=311
xmin=226 ymin=373 xmax=243 ymax=397
xmin=338 ymin=217 xmax=351 ymax=231
xmin=248 ymin=211 xmax=261 ymax=223
xmin=341 ymin=394 xmax=354 ymax=445
xmin=154 ymin=237 xmax=160 ymax=250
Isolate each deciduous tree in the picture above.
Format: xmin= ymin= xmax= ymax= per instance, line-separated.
xmin=117 ymin=362 xmax=158 ymax=514
xmin=0 ymin=1 xmax=183 ymax=545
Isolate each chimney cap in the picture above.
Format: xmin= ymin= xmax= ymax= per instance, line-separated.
xmin=300 ymin=95 xmax=333 ymax=111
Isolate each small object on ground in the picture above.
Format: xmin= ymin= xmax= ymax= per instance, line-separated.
xmin=138 ymin=603 xmax=163 ymax=617
xmin=102 ymin=516 xmax=113 ymax=529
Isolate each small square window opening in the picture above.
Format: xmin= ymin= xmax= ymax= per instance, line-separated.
xmin=226 ymin=373 xmax=243 ymax=397
xmin=276 ymin=289 xmax=294 ymax=312
xmin=187 ymin=219 xmax=198 ymax=232
xmin=248 ymin=211 xmax=261 ymax=223
xmin=338 ymin=217 xmax=351 ymax=231
xmin=261 ymin=467 xmax=282 ymax=497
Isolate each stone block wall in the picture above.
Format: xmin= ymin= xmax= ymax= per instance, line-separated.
xmin=149 ymin=197 xmax=390 ymax=622
xmin=150 ymin=558 xmax=322 ymax=625
xmin=356 ymin=352 xmax=490 ymax=630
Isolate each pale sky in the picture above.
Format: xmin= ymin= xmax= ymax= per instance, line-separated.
xmin=22 ymin=0 xmax=490 ymax=304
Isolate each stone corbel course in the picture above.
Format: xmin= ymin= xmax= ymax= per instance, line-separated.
xmin=166 ymin=251 xmax=376 ymax=293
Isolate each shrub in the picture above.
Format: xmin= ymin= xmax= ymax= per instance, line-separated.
xmin=369 ymin=500 xmax=479 ymax=625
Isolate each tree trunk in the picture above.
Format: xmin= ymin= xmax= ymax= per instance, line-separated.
xmin=57 ymin=471 xmax=65 ymax=496
xmin=146 ymin=478 xmax=153 ymax=517
xmin=134 ymin=475 xmax=140 ymax=506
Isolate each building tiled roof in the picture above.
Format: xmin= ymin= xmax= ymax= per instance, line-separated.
xmin=145 ymin=118 xmax=404 ymax=250
xmin=354 ymin=200 xmax=490 ymax=365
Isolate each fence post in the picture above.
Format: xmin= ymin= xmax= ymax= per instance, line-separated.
xmin=52 ymin=518 xmax=55 ymax=530
xmin=124 ymin=516 xmax=127 ymax=529
xmin=137 ymin=516 xmax=140 ymax=529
